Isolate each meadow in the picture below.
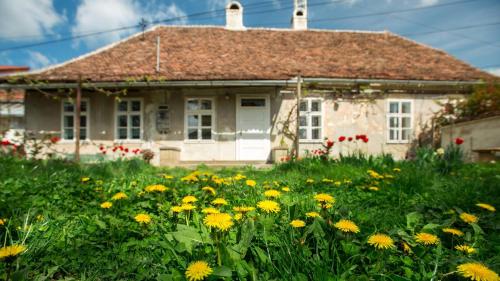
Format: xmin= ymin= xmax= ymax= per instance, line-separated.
xmin=0 ymin=153 xmax=499 ymax=281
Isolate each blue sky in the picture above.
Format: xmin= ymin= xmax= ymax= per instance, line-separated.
xmin=0 ymin=0 xmax=499 ymax=76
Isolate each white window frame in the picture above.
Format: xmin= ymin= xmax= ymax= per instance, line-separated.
xmin=114 ymin=98 xmax=143 ymax=141
xmin=60 ymin=98 xmax=90 ymax=141
xmin=386 ymin=99 xmax=413 ymax=144
xmin=299 ymin=97 xmax=324 ymax=142
xmin=184 ymin=97 xmax=216 ymax=143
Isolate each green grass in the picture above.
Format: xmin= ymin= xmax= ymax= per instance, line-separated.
xmin=0 ymin=156 xmax=499 ymax=280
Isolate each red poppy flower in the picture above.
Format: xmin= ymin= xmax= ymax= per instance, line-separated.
xmin=50 ymin=136 xmax=60 ymax=144
xmin=102 ymin=151 xmax=107 ymax=155
xmin=455 ymin=137 xmax=464 ymax=145
xmin=362 ymin=137 xmax=369 ymax=143
xmin=348 ymin=137 xmax=353 ymax=142
xmin=338 ymin=136 xmax=346 ymax=142
xmin=1 ymin=140 xmax=10 ymax=146
xmin=124 ymin=148 xmax=129 ymax=153
xmin=326 ymin=140 xmax=334 ymax=148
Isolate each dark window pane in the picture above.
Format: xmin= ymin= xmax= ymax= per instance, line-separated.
xmin=402 ymin=102 xmax=411 ymax=114
xmin=201 ymin=129 xmax=212 ymax=140
xmin=118 ymin=101 xmax=127 ymax=112
xmin=402 ymin=117 xmax=411 ymax=128
xmin=64 ymin=116 xmax=74 ymax=127
xmin=390 ymin=129 xmax=399 ymax=141
xmin=299 ymin=101 xmax=307 ymax=112
xmin=311 ymin=128 xmax=321 ymax=140
xmin=299 ymin=116 xmax=307 ymax=127
xmin=389 ymin=102 xmax=399 ymax=113
xmin=299 ymin=128 xmax=307 ymax=139
xmin=80 ymin=101 xmax=87 ymax=112
xmin=241 ymin=99 xmax=265 ymax=107
xmin=118 ymin=115 xmax=127 ymax=127
xmin=131 ymin=115 xmax=140 ymax=127
xmin=311 ymin=116 xmax=321 ymax=127
xmin=131 ymin=101 xmax=141 ymax=111
xmin=201 ymin=100 xmax=212 ymax=110
xmin=389 ymin=117 xmax=399 ymax=128
xmin=187 ymin=100 xmax=198 ymax=110
xmin=188 ymin=115 xmax=198 ymax=127
xmin=118 ymin=128 xmax=127 ymax=139
xmin=188 ymin=129 xmax=198 ymax=139
xmin=402 ymin=129 xmax=410 ymax=140
xmin=80 ymin=129 xmax=87 ymax=139
xmin=131 ymin=128 xmax=140 ymax=139
xmin=201 ymin=115 xmax=211 ymax=126
xmin=311 ymin=100 xmax=321 ymax=112
xmin=64 ymin=129 xmax=73 ymax=140
xmin=63 ymin=102 xmax=74 ymax=112
xmin=80 ymin=116 xmax=86 ymax=127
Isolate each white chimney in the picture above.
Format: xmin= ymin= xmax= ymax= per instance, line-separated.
xmin=226 ymin=1 xmax=245 ymax=30
xmin=292 ymin=0 xmax=308 ymax=30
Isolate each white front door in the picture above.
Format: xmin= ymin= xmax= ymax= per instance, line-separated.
xmin=236 ymin=96 xmax=271 ymax=161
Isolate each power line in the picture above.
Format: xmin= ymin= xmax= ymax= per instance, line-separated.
xmin=401 ymin=21 xmax=500 ymax=36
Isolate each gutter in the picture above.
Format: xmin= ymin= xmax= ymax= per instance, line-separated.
xmin=0 ymin=78 xmax=484 ymax=90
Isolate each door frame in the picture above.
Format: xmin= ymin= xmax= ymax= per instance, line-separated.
xmin=235 ymin=95 xmax=271 ymax=161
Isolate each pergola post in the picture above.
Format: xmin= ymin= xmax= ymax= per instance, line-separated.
xmin=74 ymin=76 xmax=82 ymax=162
xmin=294 ymin=74 xmax=302 ymax=159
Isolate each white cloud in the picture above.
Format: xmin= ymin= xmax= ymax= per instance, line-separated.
xmin=485 ymin=67 xmax=500 ymax=77
xmin=26 ymin=51 xmax=55 ymax=70
xmin=420 ymin=0 xmax=439 ymax=6
xmin=0 ymin=0 xmax=65 ymax=40
xmin=72 ymin=0 xmax=187 ymax=48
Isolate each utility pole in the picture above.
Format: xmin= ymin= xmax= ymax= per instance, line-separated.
xmin=74 ymin=76 xmax=82 ymax=162
xmin=295 ymin=74 xmax=302 ymax=158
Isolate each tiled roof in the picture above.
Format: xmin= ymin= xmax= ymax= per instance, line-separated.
xmin=12 ymin=26 xmax=494 ymax=82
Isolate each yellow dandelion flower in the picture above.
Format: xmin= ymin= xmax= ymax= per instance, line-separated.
xmin=212 ymin=198 xmax=228 ymax=206
xmin=182 ymin=195 xmax=197 ymax=204
xmin=163 ymin=174 xmax=174 ymax=179
xmin=234 ymin=213 xmax=243 ymax=221
xmin=233 ymin=206 xmax=255 ymax=213
xmin=0 ymin=218 xmax=5 ymax=226
xmin=181 ymin=204 xmax=196 ymax=211
xmin=202 ymin=186 xmax=216 ymax=195
xmin=290 ymin=219 xmax=306 ymax=228
xmin=234 ymin=174 xmax=246 ymax=180
xmin=334 ymin=219 xmax=360 ymax=233
xmin=100 ymin=202 xmax=112 ymax=209
xmin=145 ymin=184 xmax=168 ymax=193
xmin=457 ymin=263 xmax=499 ymax=281
xmin=402 ymin=242 xmax=412 ymax=254
xmin=185 ymin=261 xmax=213 ymax=281
xmin=368 ymin=186 xmax=379 ymax=191
xmin=246 ymin=180 xmax=257 ymax=187
xmin=368 ymin=234 xmax=395 ymax=250
xmin=81 ymin=177 xmax=90 ymax=183
xmin=111 ymin=192 xmax=128 ymax=200
xmin=306 ymin=178 xmax=314 ymax=184
xmin=415 ymin=232 xmax=439 ymax=245
xmin=314 ymin=193 xmax=335 ymax=204
xmin=0 ymin=244 xmax=27 ymax=259
xmin=455 ymin=244 xmax=476 ymax=254
xmin=306 ymin=212 xmax=320 ymax=218
xmin=171 ymin=206 xmax=184 ymax=213
xmin=202 ymin=207 xmax=220 ymax=214
xmin=257 ymin=200 xmax=280 ymax=213
xmin=281 ymin=187 xmax=290 ymax=192
xmin=393 ymin=168 xmax=401 ymax=172
xmin=442 ymin=228 xmax=464 ymax=236
xmin=203 ymin=213 xmax=233 ymax=231
xmin=264 ymin=189 xmax=281 ymax=198
xmin=476 ymin=203 xmax=496 ymax=212
xmin=460 ymin=212 xmax=478 ymax=224
xmin=36 ymin=215 xmax=44 ymax=222
xmin=134 ymin=213 xmax=151 ymax=224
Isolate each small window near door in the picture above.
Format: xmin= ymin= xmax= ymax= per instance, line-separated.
xmin=61 ymin=99 xmax=89 ymax=140
xmin=116 ymin=99 xmax=142 ymax=140
xmin=185 ymin=98 xmax=214 ymax=140
xmin=299 ymin=98 xmax=323 ymax=141
xmin=241 ymin=98 xmax=266 ymax=107
xmin=387 ymin=100 xmax=412 ymax=143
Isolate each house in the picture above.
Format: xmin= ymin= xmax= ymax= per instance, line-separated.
xmin=0 ymin=66 xmax=29 ymax=132
xmin=0 ymin=1 xmax=493 ymax=165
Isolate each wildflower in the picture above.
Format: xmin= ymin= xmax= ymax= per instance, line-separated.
xmin=100 ymin=202 xmax=112 ymax=209
xmin=211 ymin=198 xmax=228 ymax=206
xmin=306 ymin=212 xmax=320 ymax=218
xmin=457 ymin=262 xmax=499 ymax=281
xmin=334 ymin=219 xmax=360 ymax=233
xmin=455 ymin=244 xmax=476 ymax=254
xmin=181 ymin=204 xmax=196 ymax=211
xmin=134 ymin=213 xmax=151 ymax=224
xmin=257 ymin=200 xmax=280 ymax=213
xmin=442 ymin=228 xmax=464 ymax=237
xmin=182 ymin=195 xmax=197 ymax=204
xmin=36 ymin=215 xmax=44 ymax=221
xmin=281 ymin=187 xmax=290 ymax=192
xmin=185 ymin=260 xmax=213 ymax=281
xmin=393 ymin=168 xmax=401 ymax=172
xmin=203 ymin=213 xmax=233 ymax=231
xmin=0 ymin=244 xmax=27 ymax=260
xmin=326 ymin=139 xmax=334 ymax=147
xmin=264 ymin=189 xmax=281 ymax=198
xmin=202 ymin=207 xmax=220 ymax=214
xmin=334 ymin=181 xmax=342 ymax=186
xmin=306 ymin=179 xmax=314 ymax=184
xmin=455 ymin=137 xmax=464 ymax=145
xmin=314 ymin=193 xmax=335 ymax=204
xmin=415 ymin=232 xmax=439 ymax=245
xmin=368 ymin=234 xmax=395 ymax=250
xmin=460 ymin=212 xmax=478 ymax=224
xmin=246 ymin=180 xmax=256 ymax=187
xmin=202 ymin=186 xmax=216 ymax=195
xmin=234 ymin=174 xmax=246 ymax=180
xmin=171 ymin=206 xmax=184 ymax=213
xmin=290 ymin=220 xmax=306 ymax=228
xmin=163 ymin=174 xmax=174 ymax=179
xmin=368 ymin=186 xmax=379 ymax=191
xmin=81 ymin=177 xmax=90 ymax=183
xmin=145 ymin=184 xmax=168 ymax=193
xmin=234 ymin=213 xmax=243 ymax=221
xmin=338 ymin=136 xmax=346 ymax=142
xmin=111 ymin=192 xmax=128 ymax=200
xmin=476 ymin=203 xmax=496 ymax=212
xmin=0 ymin=218 xmax=5 ymax=226
xmin=436 ymin=148 xmax=445 ymax=155
xmin=402 ymin=242 xmax=412 ymax=254
xmin=233 ymin=206 xmax=255 ymax=213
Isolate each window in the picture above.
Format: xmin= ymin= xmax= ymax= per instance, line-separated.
xmin=387 ymin=100 xmax=412 ymax=143
xmin=116 ymin=99 xmax=142 ymax=140
xmin=299 ymin=98 xmax=322 ymax=141
xmin=185 ymin=98 xmax=214 ymax=140
xmin=61 ymin=99 xmax=89 ymax=140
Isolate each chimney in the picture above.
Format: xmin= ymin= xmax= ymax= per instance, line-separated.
xmin=226 ymin=1 xmax=245 ymax=30
xmin=292 ymin=0 xmax=307 ymax=30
